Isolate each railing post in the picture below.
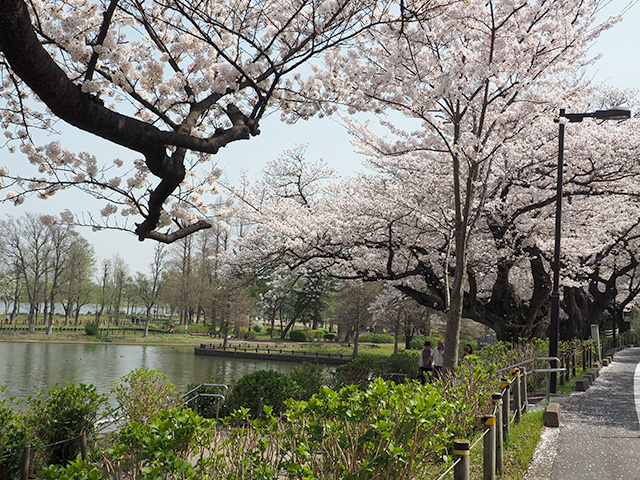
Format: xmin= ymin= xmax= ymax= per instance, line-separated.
xmin=500 ymin=378 xmax=510 ymax=441
xmin=482 ymin=415 xmax=496 ymax=480
xmin=512 ymin=368 xmax=521 ymax=423
xmin=21 ymin=445 xmax=30 ymax=480
xmin=520 ymin=366 xmax=528 ymax=414
xmin=492 ymin=393 xmax=504 ymax=476
xmin=453 ymin=439 xmax=470 ymax=480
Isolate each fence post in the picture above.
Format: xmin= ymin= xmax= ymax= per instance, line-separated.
xmin=80 ymin=431 xmax=88 ymax=460
xmin=21 ymin=445 xmax=30 ymax=480
xmin=512 ymin=368 xmax=521 ymax=423
xmin=520 ymin=366 xmax=528 ymax=414
xmin=453 ymin=439 xmax=470 ymax=480
xmin=492 ymin=393 xmax=504 ymax=476
xmin=500 ymin=378 xmax=510 ymax=441
xmin=482 ymin=415 xmax=496 ymax=480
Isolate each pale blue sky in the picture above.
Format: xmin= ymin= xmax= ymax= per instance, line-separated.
xmin=2 ymin=0 xmax=640 ymax=276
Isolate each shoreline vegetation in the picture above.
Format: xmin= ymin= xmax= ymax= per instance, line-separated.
xmin=4 ymin=320 xmax=612 ymax=479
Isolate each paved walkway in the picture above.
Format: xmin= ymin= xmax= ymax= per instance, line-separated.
xmin=525 ymin=347 xmax=640 ymax=480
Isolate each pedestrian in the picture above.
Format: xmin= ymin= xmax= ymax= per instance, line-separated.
xmin=461 ymin=343 xmax=473 ymax=358
xmin=418 ymin=341 xmax=433 ymax=384
xmin=432 ymin=340 xmax=445 ymax=380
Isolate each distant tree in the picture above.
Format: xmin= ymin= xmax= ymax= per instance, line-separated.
xmin=0 ymin=214 xmax=52 ymax=331
xmin=332 ymin=281 xmax=382 ymax=356
xmin=135 ymin=243 xmax=166 ymax=336
xmin=59 ymin=236 xmax=95 ymax=325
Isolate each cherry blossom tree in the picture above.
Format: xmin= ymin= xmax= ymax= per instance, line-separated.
xmin=0 ymin=0 xmax=395 ymax=242
xmin=234 ymin=0 xmax=630 ymax=367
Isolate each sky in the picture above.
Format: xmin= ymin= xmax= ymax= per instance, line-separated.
xmin=2 ymin=0 xmax=640 ymax=276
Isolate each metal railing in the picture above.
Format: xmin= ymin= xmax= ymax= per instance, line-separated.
xmin=183 ymin=383 xmax=228 ymax=420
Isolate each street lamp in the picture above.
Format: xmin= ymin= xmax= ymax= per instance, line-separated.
xmin=549 ymin=108 xmax=631 ymax=393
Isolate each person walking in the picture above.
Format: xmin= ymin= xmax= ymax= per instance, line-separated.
xmin=418 ymin=341 xmax=433 ymax=384
xmin=432 ymin=340 xmax=445 ymax=380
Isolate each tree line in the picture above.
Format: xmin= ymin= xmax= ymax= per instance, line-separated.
xmin=0 ymin=213 xmax=435 ymax=346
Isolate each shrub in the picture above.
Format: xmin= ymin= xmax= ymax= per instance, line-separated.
xmin=112 ymin=368 xmax=181 ymax=427
xmin=307 ymin=329 xmax=326 ymax=340
xmin=251 ymin=323 xmax=263 ymax=333
xmin=282 ymin=379 xmax=475 ymax=478
xmin=107 ymin=408 xmax=216 ymax=478
xmin=289 ymin=330 xmax=308 ymax=342
xmin=226 ymin=370 xmax=300 ymax=416
xmin=359 ymin=333 xmax=395 ymax=344
xmin=84 ymin=322 xmax=99 ymax=336
xmin=29 ymin=383 xmax=107 ymax=466
xmin=333 ymin=354 xmax=384 ymax=388
xmin=288 ymin=363 xmax=329 ymax=401
xmin=386 ymin=350 xmax=419 ymax=377
xmin=38 ymin=459 xmax=106 ymax=480
xmin=246 ymin=329 xmax=257 ymax=340
xmin=0 ymin=392 xmax=31 ymax=480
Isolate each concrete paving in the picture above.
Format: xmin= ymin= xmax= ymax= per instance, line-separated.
xmin=525 ymin=347 xmax=640 ymax=480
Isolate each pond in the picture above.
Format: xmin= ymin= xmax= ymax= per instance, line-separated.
xmin=0 ymin=341 xmax=297 ymax=405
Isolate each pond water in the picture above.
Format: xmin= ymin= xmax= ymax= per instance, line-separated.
xmin=0 ymin=341 xmax=296 ymax=405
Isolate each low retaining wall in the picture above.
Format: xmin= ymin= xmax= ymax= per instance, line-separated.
xmin=194 ymin=344 xmax=353 ymax=365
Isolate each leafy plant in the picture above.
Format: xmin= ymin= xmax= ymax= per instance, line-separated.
xmin=0 ymin=390 xmax=31 ymax=480
xmin=359 ymin=333 xmax=395 ymax=344
xmin=289 ymin=330 xmax=308 ymax=342
xmin=112 ymin=367 xmax=181 ymax=427
xmin=226 ymin=370 xmax=300 ymax=416
xmin=106 ymin=408 xmax=216 ymax=479
xmin=37 ymin=459 xmax=105 ymax=480
xmin=29 ymin=383 xmax=107 ymax=467
xmin=84 ymin=322 xmax=99 ymax=336
xmin=288 ymin=362 xmax=329 ymax=400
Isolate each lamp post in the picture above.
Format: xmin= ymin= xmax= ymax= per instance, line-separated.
xmin=549 ymin=108 xmax=631 ymax=394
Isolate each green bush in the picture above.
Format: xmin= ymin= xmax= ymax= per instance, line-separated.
xmin=108 ymin=408 xmax=216 ymax=478
xmin=246 ymin=329 xmax=257 ymax=340
xmin=251 ymin=323 xmax=263 ymax=333
xmin=333 ymin=354 xmax=384 ymax=388
xmin=409 ymin=334 xmax=436 ymax=350
xmin=112 ymin=368 xmax=180 ymax=427
xmin=84 ymin=322 xmax=99 ymax=336
xmin=288 ymin=363 xmax=329 ymax=401
xmin=289 ymin=330 xmax=308 ymax=342
xmin=0 ymin=391 xmax=31 ymax=480
xmin=386 ymin=350 xmax=419 ymax=377
xmin=359 ymin=333 xmax=395 ymax=344
xmin=282 ymin=379 xmax=474 ymax=478
xmin=29 ymin=383 xmax=107 ymax=466
xmin=307 ymin=329 xmax=326 ymax=340
xmin=38 ymin=459 xmax=105 ymax=480
xmin=226 ymin=370 xmax=300 ymax=416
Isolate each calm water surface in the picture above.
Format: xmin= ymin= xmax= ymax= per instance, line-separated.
xmin=0 ymin=341 xmax=295 ymax=405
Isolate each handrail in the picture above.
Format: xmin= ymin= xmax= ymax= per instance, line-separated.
xmin=496 ymin=356 xmax=562 ymax=374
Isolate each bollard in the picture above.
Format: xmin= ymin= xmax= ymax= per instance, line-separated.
xmin=482 ymin=415 xmax=496 ymax=480
xmin=520 ymin=366 xmax=528 ymax=414
xmin=453 ymin=439 xmax=470 ymax=480
xmin=512 ymin=368 xmax=521 ymax=423
xmin=492 ymin=393 xmax=504 ymax=475
xmin=500 ymin=378 xmax=510 ymax=441
xmin=21 ymin=445 xmax=30 ymax=480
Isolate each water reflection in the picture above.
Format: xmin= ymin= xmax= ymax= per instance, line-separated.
xmin=0 ymin=341 xmax=296 ymax=405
